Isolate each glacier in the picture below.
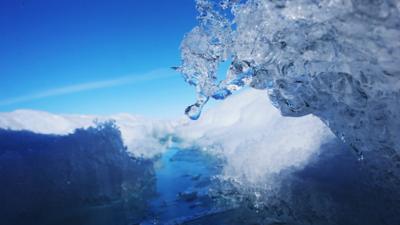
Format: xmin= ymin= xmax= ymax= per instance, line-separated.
xmin=0 ymin=90 xmax=332 ymax=186
xmin=1 ymin=90 xmax=400 ymax=224
xmin=0 ymin=123 xmax=156 ymax=225
xmin=178 ymin=0 xmax=400 ymax=163
xmin=2 ymin=1 xmax=400 ymax=224
xmin=0 ymin=92 xmax=338 ymax=224
xmin=0 ymin=110 xmax=176 ymax=158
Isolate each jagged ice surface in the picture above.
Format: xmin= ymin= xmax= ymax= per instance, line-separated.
xmin=0 ymin=110 xmax=175 ymax=158
xmin=179 ymin=0 xmax=400 ymax=160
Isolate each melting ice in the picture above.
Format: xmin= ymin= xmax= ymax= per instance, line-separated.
xmin=178 ymin=0 xmax=400 ymax=162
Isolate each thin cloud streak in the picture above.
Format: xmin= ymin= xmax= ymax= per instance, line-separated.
xmin=0 ymin=68 xmax=175 ymax=106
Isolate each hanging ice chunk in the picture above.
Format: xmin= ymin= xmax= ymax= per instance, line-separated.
xmin=185 ymin=93 xmax=209 ymax=120
xmin=178 ymin=0 xmax=400 ymax=161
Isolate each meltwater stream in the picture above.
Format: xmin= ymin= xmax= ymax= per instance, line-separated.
xmin=144 ymin=148 xmax=222 ymax=224
xmin=141 ymin=140 xmax=400 ymax=225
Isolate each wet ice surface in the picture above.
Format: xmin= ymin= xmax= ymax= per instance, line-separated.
xmin=143 ymin=141 xmax=400 ymax=225
xmin=0 ymin=125 xmax=156 ymax=225
xmin=1 ymin=125 xmax=399 ymax=225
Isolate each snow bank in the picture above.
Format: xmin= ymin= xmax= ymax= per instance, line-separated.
xmin=0 ymin=110 xmax=175 ymax=157
xmin=176 ymin=89 xmax=333 ymax=184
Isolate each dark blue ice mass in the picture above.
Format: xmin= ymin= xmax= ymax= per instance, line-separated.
xmin=1 ymin=123 xmax=399 ymax=225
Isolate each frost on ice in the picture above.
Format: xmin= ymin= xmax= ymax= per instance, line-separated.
xmin=178 ymin=0 xmax=400 ymax=160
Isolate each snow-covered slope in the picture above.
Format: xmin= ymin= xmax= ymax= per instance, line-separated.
xmin=176 ymin=89 xmax=333 ymax=184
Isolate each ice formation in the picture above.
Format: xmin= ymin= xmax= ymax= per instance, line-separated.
xmin=0 ymin=90 xmax=332 ymax=185
xmin=178 ymin=0 xmax=400 ymax=159
xmin=0 ymin=123 xmax=156 ymax=225
xmin=0 ymin=110 xmax=175 ymax=157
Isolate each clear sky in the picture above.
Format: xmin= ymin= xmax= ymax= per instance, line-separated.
xmin=0 ymin=0 xmax=199 ymax=118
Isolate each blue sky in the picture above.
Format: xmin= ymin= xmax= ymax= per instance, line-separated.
xmin=0 ymin=0 xmax=199 ymax=117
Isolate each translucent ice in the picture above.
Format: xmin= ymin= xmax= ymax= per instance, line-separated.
xmin=178 ymin=0 xmax=400 ymax=158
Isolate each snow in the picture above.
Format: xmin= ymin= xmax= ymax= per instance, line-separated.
xmin=0 ymin=89 xmax=333 ymax=185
